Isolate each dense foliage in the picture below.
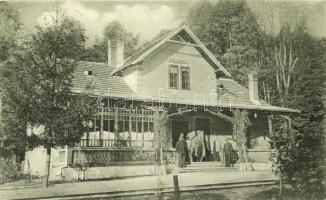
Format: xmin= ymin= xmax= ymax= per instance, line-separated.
xmin=0 ymin=2 xmax=21 ymax=62
xmin=83 ymin=20 xmax=139 ymax=63
xmin=0 ymin=157 xmax=25 ymax=184
xmin=186 ymin=1 xmax=325 ymax=198
xmin=185 ymin=0 xmax=262 ymax=85
xmin=278 ymin=35 xmax=325 ymax=199
xmin=0 ymin=16 xmax=96 ymax=186
xmin=231 ymin=110 xmax=251 ymax=165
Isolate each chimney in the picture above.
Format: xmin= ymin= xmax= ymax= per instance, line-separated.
xmin=108 ymin=40 xmax=124 ymax=69
xmin=248 ymin=72 xmax=260 ymax=105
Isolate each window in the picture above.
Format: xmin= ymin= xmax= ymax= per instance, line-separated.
xmin=58 ymin=151 xmax=66 ymax=163
xmin=169 ymin=65 xmax=178 ymax=89
xmin=181 ymin=66 xmax=190 ymax=90
xmin=169 ymin=63 xmax=190 ymax=90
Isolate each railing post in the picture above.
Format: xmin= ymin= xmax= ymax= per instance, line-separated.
xmin=129 ymin=108 xmax=132 ymax=147
xmin=173 ymin=175 xmax=180 ymax=200
xmin=86 ymin=128 xmax=89 ymax=147
xmin=114 ymin=108 xmax=119 ymax=147
xmin=100 ymin=107 xmax=103 ymax=147
xmin=141 ymin=108 xmax=144 ymax=148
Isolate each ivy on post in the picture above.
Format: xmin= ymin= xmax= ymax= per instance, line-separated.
xmin=153 ymin=107 xmax=169 ymax=200
xmin=153 ymin=107 xmax=168 ymax=175
xmin=231 ymin=109 xmax=252 ymax=171
xmin=269 ymin=114 xmax=294 ymax=197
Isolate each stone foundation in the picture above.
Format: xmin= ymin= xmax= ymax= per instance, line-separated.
xmin=61 ymin=164 xmax=177 ymax=182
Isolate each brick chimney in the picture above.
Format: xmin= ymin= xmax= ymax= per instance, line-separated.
xmin=248 ymin=72 xmax=260 ymax=105
xmin=108 ymin=40 xmax=124 ymax=69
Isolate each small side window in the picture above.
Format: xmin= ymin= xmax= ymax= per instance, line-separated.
xmin=58 ymin=151 xmax=66 ymax=163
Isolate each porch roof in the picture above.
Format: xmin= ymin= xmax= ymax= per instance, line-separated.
xmin=71 ymin=61 xmax=299 ymax=114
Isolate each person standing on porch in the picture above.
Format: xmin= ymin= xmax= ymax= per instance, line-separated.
xmin=223 ymin=138 xmax=234 ymax=167
xmin=175 ymin=133 xmax=187 ymax=168
xmin=185 ymin=135 xmax=192 ymax=163
xmin=203 ymin=135 xmax=211 ymax=161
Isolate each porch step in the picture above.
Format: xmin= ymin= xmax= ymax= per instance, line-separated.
xmin=179 ymin=162 xmax=237 ymax=173
xmin=189 ymin=161 xmax=223 ymax=166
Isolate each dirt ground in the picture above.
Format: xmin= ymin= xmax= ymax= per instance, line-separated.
xmin=109 ymin=185 xmax=306 ymax=200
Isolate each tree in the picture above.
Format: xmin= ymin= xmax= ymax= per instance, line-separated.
xmin=0 ymin=16 xmax=96 ymax=187
xmin=185 ymin=0 xmax=263 ymax=85
xmin=255 ymin=1 xmax=308 ymax=106
xmin=261 ymin=16 xmax=325 ymax=200
xmin=140 ymin=29 xmax=172 ymax=49
xmin=0 ymin=2 xmax=25 ymax=166
xmin=0 ymin=2 xmax=21 ymax=62
xmin=284 ymin=35 xmax=325 ymax=199
xmin=83 ymin=20 xmax=139 ymax=63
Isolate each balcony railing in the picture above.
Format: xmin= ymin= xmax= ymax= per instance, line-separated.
xmin=77 ymin=139 xmax=155 ymax=149
xmin=68 ymin=148 xmax=177 ymax=167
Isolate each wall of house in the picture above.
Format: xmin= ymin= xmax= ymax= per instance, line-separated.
xmin=122 ymin=67 xmax=138 ymax=92
xmin=24 ymin=147 xmax=68 ymax=181
xmin=248 ymin=114 xmax=270 ymax=150
xmin=138 ymin=42 xmax=217 ymax=100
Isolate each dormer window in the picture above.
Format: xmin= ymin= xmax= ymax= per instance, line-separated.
xmin=84 ymin=70 xmax=93 ymax=76
xmin=169 ymin=63 xmax=190 ymax=90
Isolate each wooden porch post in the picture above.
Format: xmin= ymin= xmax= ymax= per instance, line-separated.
xmin=141 ymin=108 xmax=145 ymax=148
xmin=86 ymin=124 xmax=90 ymax=147
xmin=100 ymin=107 xmax=103 ymax=147
xmin=114 ymin=108 xmax=118 ymax=147
xmin=268 ymin=114 xmax=273 ymax=137
xmin=129 ymin=108 xmax=132 ymax=147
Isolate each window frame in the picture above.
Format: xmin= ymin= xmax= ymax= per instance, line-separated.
xmin=180 ymin=66 xmax=190 ymax=90
xmin=168 ymin=63 xmax=190 ymax=90
xmin=58 ymin=150 xmax=66 ymax=163
xmin=168 ymin=64 xmax=179 ymax=89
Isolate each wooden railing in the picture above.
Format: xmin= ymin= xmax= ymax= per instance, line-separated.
xmin=78 ymin=139 xmax=155 ymax=148
xmin=68 ymin=148 xmax=177 ymax=167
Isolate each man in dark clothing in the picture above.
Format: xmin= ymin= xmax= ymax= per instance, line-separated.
xmin=175 ymin=133 xmax=187 ymax=168
xmin=223 ymin=138 xmax=233 ymax=167
xmin=203 ymin=135 xmax=211 ymax=161
xmin=230 ymin=149 xmax=239 ymax=167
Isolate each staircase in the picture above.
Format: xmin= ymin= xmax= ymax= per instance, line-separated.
xmin=179 ymin=162 xmax=237 ymax=173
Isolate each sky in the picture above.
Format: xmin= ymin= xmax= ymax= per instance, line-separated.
xmin=10 ymin=0 xmax=194 ymax=45
xmin=9 ymin=0 xmax=326 ymax=46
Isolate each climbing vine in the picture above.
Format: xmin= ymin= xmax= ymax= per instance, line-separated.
xmin=153 ymin=108 xmax=169 ymax=200
xmin=232 ymin=110 xmax=251 ymax=170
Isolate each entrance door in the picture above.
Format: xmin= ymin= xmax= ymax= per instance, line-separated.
xmin=171 ymin=120 xmax=189 ymax=148
xmin=195 ymin=118 xmax=210 ymax=135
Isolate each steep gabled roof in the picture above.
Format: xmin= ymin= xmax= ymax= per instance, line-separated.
xmin=111 ymin=25 xmax=231 ymax=77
